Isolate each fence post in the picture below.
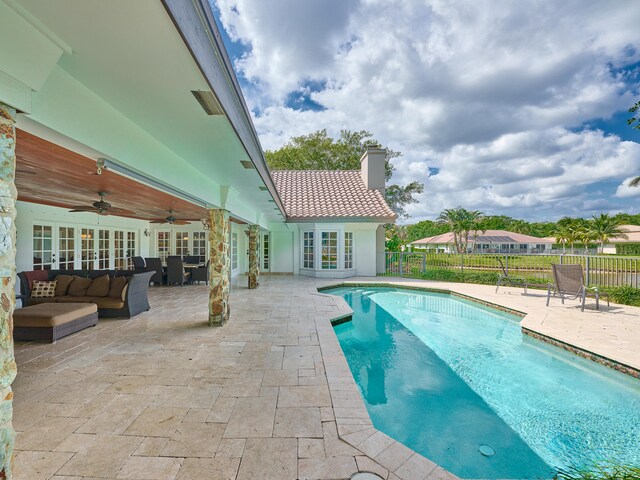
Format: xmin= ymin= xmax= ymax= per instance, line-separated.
xmin=585 ymin=256 xmax=590 ymax=286
xmin=460 ymin=253 xmax=464 ymax=273
xmin=505 ymin=255 xmax=509 ymax=275
xmin=422 ymin=252 xmax=426 ymax=274
xmin=560 ymin=254 xmax=564 ymax=265
xmin=399 ymin=253 xmax=403 ymax=277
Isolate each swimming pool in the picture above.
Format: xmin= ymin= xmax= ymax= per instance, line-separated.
xmin=329 ymin=287 xmax=640 ymax=480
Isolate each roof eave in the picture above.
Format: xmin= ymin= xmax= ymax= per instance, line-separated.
xmin=285 ymin=215 xmax=396 ymax=224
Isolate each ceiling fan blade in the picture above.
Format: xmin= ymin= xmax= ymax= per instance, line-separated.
xmin=150 ymin=219 xmax=167 ymax=224
xmin=171 ymin=220 xmax=191 ymax=225
xmin=107 ymin=207 xmax=136 ymax=215
xmin=69 ymin=206 xmax=96 ymax=212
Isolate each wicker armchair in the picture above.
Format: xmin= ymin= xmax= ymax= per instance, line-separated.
xmin=167 ymin=256 xmax=190 ymax=286
xmin=145 ymin=257 xmax=166 ymax=285
xmin=191 ymin=260 xmax=209 ymax=285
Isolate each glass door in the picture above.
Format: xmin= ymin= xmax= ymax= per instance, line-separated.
xmin=57 ymin=226 xmax=75 ymax=269
xmin=262 ymin=232 xmax=270 ymax=272
xmin=157 ymin=231 xmax=171 ymax=264
xmin=192 ymin=231 xmax=206 ymax=261
xmin=81 ymin=228 xmax=96 ymax=270
xmin=175 ymin=231 xmax=189 ymax=258
xmin=114 ymin=230 xmax=126 ymax=269
xmin=33 ymin=224 xmax=54 ymax=270
xmin=126 ymin=231 xmax=136 ymax=269
xmin=97 ymin=229 xmax=110 ymax=269
xmin=231 ymin=232 xmax=238 ymax=276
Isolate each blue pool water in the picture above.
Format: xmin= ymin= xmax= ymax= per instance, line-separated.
xmin=329 ymin=287 xmax=640 ymax=479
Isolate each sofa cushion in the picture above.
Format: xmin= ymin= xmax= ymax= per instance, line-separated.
xmin=28 ymin=297 xmax=58 ymax=305
xmin=68 ymin=276 xmax=93 ymax=296
xmin=86 ymin=274 xmax=110 ymax=297
xmin=54 ymin=275 xmax=74 ymax=296
xmin=109 ymin=276 xmax=128 ymax=299
xmin=56 ymin=296 xmax=95 ymax=304
xmin=14 ymin=303 xmax=97 ymax=328
xmin=31 ymin=281 xmax=57 ymax=298
xmin=94 ymin=297 xmax=126 ymax=309
xmin=23 ymin=270 xmax=49 ymax=289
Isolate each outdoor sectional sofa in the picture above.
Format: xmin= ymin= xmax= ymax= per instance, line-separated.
xmin=18 ymin=269 xmax=154 ymax=318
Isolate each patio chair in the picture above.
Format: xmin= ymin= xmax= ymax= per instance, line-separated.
xmin=145 ymin=257 xmax=166 ymax=286
xmin=190 ymin=260 xmax=209 ymax=285
xmin=184 ymin=255 xmax=200 ymax=265
xmin=546 ymin=264 xmax=609 ymax=312
xmin=132 ymin=256 xmax=146 ymax=271
xmin=166 ymin=256 xmax=190 ymax=286
xmin=495 ymin=258 xmax=528 ymax=294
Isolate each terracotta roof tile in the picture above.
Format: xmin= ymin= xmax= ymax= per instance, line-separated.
xmin=411 ymin=230 xmax=553 ymax=245
xmin=271 ymin=170 xmax=397 ymax=222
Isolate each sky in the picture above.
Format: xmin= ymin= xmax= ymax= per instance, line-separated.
xmin=211 ymin=0 xmax=640 ymax=223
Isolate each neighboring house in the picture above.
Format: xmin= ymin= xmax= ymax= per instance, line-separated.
xmin=411 ymin=230 xmax=553 ymax=254
xmin=602 ymin=225 xmax=640 ymax=254
xmin=271 ymin=148 xmax=396 ymax=278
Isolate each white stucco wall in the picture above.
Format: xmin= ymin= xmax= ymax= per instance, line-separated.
xmin=270 ymin=228 xmax=295 ymax=273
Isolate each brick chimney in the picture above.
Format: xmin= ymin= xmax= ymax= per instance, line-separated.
xmin=360 ymin=146 xmax=387 ymax=194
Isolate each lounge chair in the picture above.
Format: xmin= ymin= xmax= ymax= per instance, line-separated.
xmin=495 ymin=258 xmax=529 ymax=294
xmin=546 ymin=264 xmax=609 ymax=312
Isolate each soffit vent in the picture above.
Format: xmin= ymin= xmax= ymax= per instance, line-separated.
xmin=191 ymin=90 xmax=224 ymax=115
xmin=258 ymin=186 xmax=268 ymax=191
xmin=240 ymin=160 xmax=255 ymax=169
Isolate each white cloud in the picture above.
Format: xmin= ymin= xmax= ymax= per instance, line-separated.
xmin=213 ymin=0 xmax=640 ymax=220
xmin=615 ymin=177 xmax=640 ymax=198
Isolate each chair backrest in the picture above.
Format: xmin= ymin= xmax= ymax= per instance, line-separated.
xmin=184 ymin=255 xmax=199 ymax=264
xmin=132 ymin=256 xmax=146 ymax=269
xmin=496 ymin=258 xmax=508 ymax=276
xmin=166 ymin=256 xmax=184 ymax=283
xmin=551 ymin=264 xmax=584 ymax=294
xmin=145 ymin=257 xmax=162 ymax=272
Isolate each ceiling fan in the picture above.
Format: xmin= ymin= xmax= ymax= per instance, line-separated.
xmin=150 ymin=211 xmax=190 ymax=225
xmin=69 ymin=192 xmax=135 ymax=216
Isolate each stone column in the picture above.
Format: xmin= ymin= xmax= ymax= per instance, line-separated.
xmin=0 ymin=103 xmax=17 ymax=478
xmin=247 ymin=225 xmax=259 ymax=289
xmin=208 ymin=209 xmax=230 ymax=326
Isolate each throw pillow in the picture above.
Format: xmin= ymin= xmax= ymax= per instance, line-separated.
xmin=109 ymin=276 xmax=128 ymax=299
xmin=67 ymin=276 xmax=93 ymax=296
xmin=54 ymin=275 xmax=74 ymax=296
xmin=86 ymin=274 xmax=110 ymax=297
xmin=30 ymin=280 xmax=57 ymax=298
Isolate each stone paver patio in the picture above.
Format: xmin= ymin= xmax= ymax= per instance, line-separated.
xmin=12 ymin=275 xmax=640 ymax=479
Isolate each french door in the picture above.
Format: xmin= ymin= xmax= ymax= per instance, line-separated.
xmin=33 ymin=223 xmax=136 ymax=270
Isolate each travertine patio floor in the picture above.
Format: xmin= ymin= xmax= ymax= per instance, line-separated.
xmin=12 ymin=275 xmax=640 ymax=479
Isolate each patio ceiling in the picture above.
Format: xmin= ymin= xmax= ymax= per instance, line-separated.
xmin=16 ymin=129 xmax=208 ymax=222
xmin=1 ymin=0 xmax=285 ymax=227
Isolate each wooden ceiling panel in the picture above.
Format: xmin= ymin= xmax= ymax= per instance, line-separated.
xmin=15 ymin=129 xmax=208 ymax=222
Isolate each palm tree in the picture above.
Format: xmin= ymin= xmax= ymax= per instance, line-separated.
xmin=437 ymin=207 xmax=484 ymax=253
xmin=553 ymin=225 xmax=571 ymax=254
xmin=589 ymin=213 xmax=628 ymax=254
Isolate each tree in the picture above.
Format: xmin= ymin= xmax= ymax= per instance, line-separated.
xmin=436 ymin=207 xmax=484 ymax=253
xmin=386 ymin=224 xmax=408 ymax=252
xmin=626 ymin=100 xmax=640 ymax=187
xmin=265 ymin=129 xmax=423 ymax=219
xmin=589 ymin=213 xmax=628 ymax=253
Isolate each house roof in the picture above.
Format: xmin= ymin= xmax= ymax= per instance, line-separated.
xmin=271 ymin=170 xmax=397 ymax=222
xmin=411 ymin=229 xmax=553 ymax=245
xmin=607 ymin=224 xmax=640 ymax=243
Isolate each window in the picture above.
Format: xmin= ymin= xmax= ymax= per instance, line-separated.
xmin=303 ymin=231 xmax=314 ymax=269
xmin=321 ymin=231 xmax=338 ymax=269
xmin=175 ymin=231 xmax=189 ymax=257
xmin=192 ymin=231 xmax=206 ymax=259
xmin=33 ymin=225 xmax=53 ymax=270
xmin=231 ymin=232 xmax=238 ymax=270
xmin=157 ymin=231 xmax=170 ymax=263
xmin=344 ymin=232 xmax=353 ymax=269
xmin=262 ymin=233 xmax=270 ymax=270
xmin=58 ymin=226 xmax=75 ymax=269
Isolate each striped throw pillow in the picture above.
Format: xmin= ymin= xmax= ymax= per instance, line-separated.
xmin=31 ymin=280 xmax=57 ymax=298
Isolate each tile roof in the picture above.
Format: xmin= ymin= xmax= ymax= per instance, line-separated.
xmin=271 ymin=170 xmax=397 ymax=222
xmin=411 ymin=230 xmax=553 ymax=245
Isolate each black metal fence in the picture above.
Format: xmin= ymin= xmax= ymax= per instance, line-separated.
xmin=379 ymin=252 xmax=640 ymax=288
